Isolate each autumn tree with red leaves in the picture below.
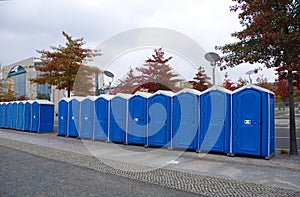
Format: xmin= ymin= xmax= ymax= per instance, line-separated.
xmin=217 ymin=0 xmax=299 ymax=155
xmin=113 ymin=48 xmax=183 ymax=94
xmin=222 ymin=72 xmax=237 ymax=91
xmin=189 ymin=66 xmax=211 ymax=91
xmin=30 ymin=31 xmax=101 ymax=97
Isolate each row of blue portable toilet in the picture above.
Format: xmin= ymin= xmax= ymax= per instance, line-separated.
xmin=0 ymin=100 xmax=54 ymax=132
xmin=58 ymin=84 xmax=275 ymax=158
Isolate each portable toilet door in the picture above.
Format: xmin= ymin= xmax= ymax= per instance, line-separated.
xmin=127 ymin=93 xmax=149 ymax=146
xmin=31 ymin=101 xmax=39 ymax=132
xmin=109 ymin=94 xmax=131 ymax=144
xmin=31 ymin=100 xmax=54 ymax=133
xmin=199 ymin=86 xmax=231 ymax=154
xmin=24 ymin=101 xmax=33 ymax=131
xmin=1 ymin=102 xmax=8 ymax=128
xmin=172 ymin=89 xmax=200 ymax=150
xmin=11 ymin=102 xmax=18 ymax=129
xmin=232 ymin=84 xmax=275 ymax=158
xmin=0 ymin=103 xmax=3 ymax=128
xmin=16 ymin=101 xmax=26 ymax=130
xmin=148 ymin=91 xmax=173 ymax=148
xmin=58 ymin=98 xmax=71 ymax=136
xmin=94 ymin=95 xmax=114 ymax=141
xmin=6 ymin=102 xmax=13 ymax=129
xmin=80 ymin=97 xmax=95 ymax=139
xmin=68 ymin=97 xmax=84 ymax=137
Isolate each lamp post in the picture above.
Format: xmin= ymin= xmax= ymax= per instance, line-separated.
xmin=103 ymin=70 xmax=114 ymax=95
xmin=204 ymin=52 xmax=220 ymax=85
xmin=245 ymin=70 xmax=255 ymax=84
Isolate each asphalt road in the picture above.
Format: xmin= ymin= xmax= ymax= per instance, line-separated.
xmin=275 ymin=128 xmax=300 ymax=150
xmin=0 ymin=146 xmax=198 ymax=197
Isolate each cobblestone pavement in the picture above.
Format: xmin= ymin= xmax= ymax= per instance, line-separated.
xmin=0 ymin=129 xmax=299 ymax=197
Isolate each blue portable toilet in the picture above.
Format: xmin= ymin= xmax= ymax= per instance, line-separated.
xmin=199 ymin=86 xmax=232 ymax=154
xmin=24 ymin=101 xmax=34 ymax=131
xmin=148 ymin=90 xmax=174 ymax=148
xmin=232 ymin=84 xmax=275 ymax=158
xmin=67 ymin=97 xmax=84 ymax=137
xmin=2 ymin=102 xmax=9 ymax=128
xmin=16 ymin=101 xmax=26 ymax=130
xmin=127 ymin=92 xmax=151 ymax=146
xmin=172 ymin=88 xmax=200 ymax=150
xmin=6 ymin=102 xmax=13 ymax=129
xmin=11 ymin=101 xmax=18 ymax=129
xmin=93 ymin=95 xmax=114 ymax=141
xmin=109 ymin=93 xmax=131 ymax=144
xmin=30 ymin=100 xmax=54 ymax=132
xmin=0 ymin=103 xmax=2 ymax=128
xmin=58 ymin=98 xmax=72 ymax=136
xmin=80 ymin=96 xmax=96 ymax=139
xmin=0 ymin=103 xmax=4 ymax=128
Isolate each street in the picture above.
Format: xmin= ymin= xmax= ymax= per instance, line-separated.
xmin=0 ymin=146 xmax=198 ymax=197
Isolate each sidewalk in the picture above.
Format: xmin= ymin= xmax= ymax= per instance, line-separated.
xmin=0 ymin=129 xmax=299 ymax=196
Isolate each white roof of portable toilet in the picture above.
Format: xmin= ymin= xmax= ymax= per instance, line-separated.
xmin=86 ymin=96 xmax=99 ymax=101
xmin=115 ymin=93 xmax=133 ymax=99
xmin=59 ymin=97 xmax=73 ymax=103
xmin=99 ymin=94 xmax=114 ymax=100
xmin=176 ymin=88 xmax=201 ymax=96
xmin=134 ymin=91 xmax=152 ymax=98
xmin=71 ymin=96 xmax=86 ymax=102
xmin=153 ymin=90 xmax=175 ymax=97
xmin=200 ymin=85 xmax=233 ymax=95
xmin=33 ymin=100 xmax=54 ymax=105
xmin=232 ymin=84 xmax=274 ymax=95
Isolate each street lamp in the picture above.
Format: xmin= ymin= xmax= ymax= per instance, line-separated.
xmin=245 ymin=70 xmax=255 ymax=84
xmin=103 ymin=70 xmax=114 ymax=94
xmin=204 ymin=52 xmax=220 ymax=85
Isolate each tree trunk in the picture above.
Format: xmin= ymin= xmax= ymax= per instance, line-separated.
xmin=67 ymin=80 xmax=71 ymax=98
xmin=288 ymin=68 xmax=298 ymax=155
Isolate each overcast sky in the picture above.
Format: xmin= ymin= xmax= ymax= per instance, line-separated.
xmin=0 ymin=0 xmax=276 ymax=83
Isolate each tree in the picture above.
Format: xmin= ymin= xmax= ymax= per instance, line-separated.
xmin=112 ymin=67 xmax=141 ymax=94
xmin=216 ymin=0 xmax=299 ymax=155
xmin=113 ymin=48 xmax=183 ymax=94
xmin=256 ymin=75 xmax=273 ymax=90
xmin=0 ymin=81 xmax=16 ymax=102
xmin=73 ymin=65 xmax=101 ymax=96
xmin=30 ymin=31 xmax=101 ymax=97
xmin=136 ymin=48 xmax=183 ymax=92
xmin=189 ymin=66 xmax=211 ymax=91
xmin=222 ymin=72 xmax=237 ymax=91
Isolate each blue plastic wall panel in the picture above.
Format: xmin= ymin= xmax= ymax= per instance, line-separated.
xmin=148 ymin=94 xmax=171 ymax=147
xmin=6 ymin=102 xmax=13 ymax=129
xmin=269 ymin=94 xmax=275 ymax=156
xmin=128 ymin=95 xmax=147 ymax=146
xmin=80 ymin=99 xmax=94 ymax=139
xmin=109 ymin=97 xmax=126 ymax=143
xmin=68 ymin=99 xmax=81 ymax=137
xmin=24 ymin=102 xmax=32 ymax=131
xmin=200 ymin=90 xmax=231 ymax=153
xmin=16 ymin=102 xmax=25 ymax=130
xmin=58 ymin=100 xmax=68 ymax=136
xmin=172 ymin=93 xmax=199 ymax=150
xmin=11 ymin=102 xmax=18 ymax=129
xmin=94 ymin=98 xmax=109 ymax=141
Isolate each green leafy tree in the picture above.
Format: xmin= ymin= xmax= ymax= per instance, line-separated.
xmin=216 ymin=0 xmax=299 ymax=155
xmin=30 ymin=31 xmax=101 ymax=97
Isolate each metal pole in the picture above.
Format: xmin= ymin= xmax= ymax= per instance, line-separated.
xmin=212 ymin=62 xmax=216 ymax=85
